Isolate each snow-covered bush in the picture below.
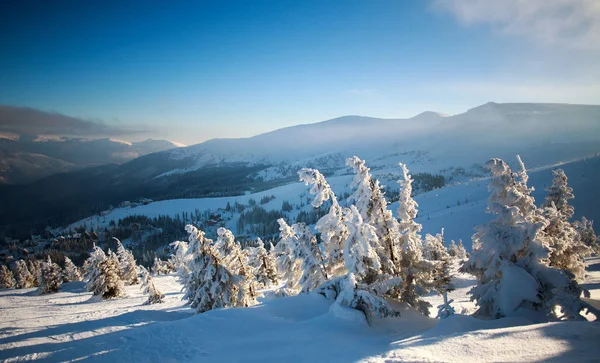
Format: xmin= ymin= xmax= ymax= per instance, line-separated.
xmin=27 ymin=260 xmax=41 ymax=287
xmin=84 ymin=245 xmax=106 ymax=292
xmin=252 ymin=241 xmax=280 ymax=288
xmin=273 ymin=219 xmax=303 ymax=296
xmin=574 ymin=217 xmax=599 ymax=253
xmin=38 ymin=257 xmax=63 ymax=294
xmin=139 ymin=266 xmax=164 ymax=304
xmin=151 ymin=257 xmax=169 ymax=275
xmin=168 ymin=240 xmax=189 ymax=272
xmin=0 ymin=265 xmax=15 ymax=288
xmin=86 ymin=248 xmax=124 ymax=299
xmin=63 ymin=256 xmax=82 ymax=282
xmin=12 ymin=260 xmax=35 ymax=289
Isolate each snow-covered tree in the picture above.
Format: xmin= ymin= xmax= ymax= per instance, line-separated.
xmin=299 ymin=168 xmax=348 ymax=277
xmin=12 ymin=260 xmax=35 ymax=289
xmin=27 ymin=260 xmax=40 ymax=287
xmin=463 ymin=158 xmax=598 ymax=320
xmin=84 ymin=245 xmax=106 ymax=292
xmin=139 ymin=266 xmax=164 ymax=305
xmin=423 ymin=231 xmax=449 ymax=261
xmin=448 ymin=239 xmax=467 ymax=259
xmin=423 ymin=232 xmax=453 ymax=294
xmin=291 ymin=222 xmax=329 ymax=293
xmin=273 ymin=219 xmax=303 ymax=296
xmin=574 ymin=217 xmax=599 ymax=253
xmin=346 ymin=156 xmax=398 ymax=276
xmin=396 ymin=163 xmax=435 ymax=315
xmin=63 ymin=256 xmax=82 ymax=282
xmin=151 ymin=257 xmax=169 ymax=275
xmin=436 ymin=292 xmax=455 ymax=319
xmin=115 ymin=238 xmax=139 ymax=285
xmin=38 ymin=257 xmax=63 ymax=294
xmin=181 ymin=225 xmax=246 ymax=313
xmin=253 ymin=241 xmax=280 ymax=288
xmin=0 ymin=265 xmax=15 ymax=288
xmin=220 ymin=228 xmax=258 ymax=306
xmin=542 ymin=169 xmax=575 ymax=219
xmin=215 ymin=227 xmax=237 ymax=258
xmin=168 ymin=240 xmax=189 ymax=272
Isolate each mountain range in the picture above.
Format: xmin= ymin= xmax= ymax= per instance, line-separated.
xmin=1 ymin=102 xmax=599 ymax=239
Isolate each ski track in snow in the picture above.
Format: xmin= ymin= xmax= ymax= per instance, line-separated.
xmin=1 ymin=259 xmax=600 ymax=362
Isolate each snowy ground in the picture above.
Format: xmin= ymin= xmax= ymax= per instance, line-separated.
xmin=2 ymin=259 xmax=600 ymax=362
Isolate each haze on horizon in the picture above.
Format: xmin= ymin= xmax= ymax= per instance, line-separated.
xmin=1 ymin=0 xmax=599 ymax=146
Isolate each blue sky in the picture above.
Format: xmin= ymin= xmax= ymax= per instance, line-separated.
xmin=1 ymin=0 xmax=598 ymax=145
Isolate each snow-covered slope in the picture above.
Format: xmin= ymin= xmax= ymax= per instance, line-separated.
xmin=1 ymin=258 xmax=599 ymax=362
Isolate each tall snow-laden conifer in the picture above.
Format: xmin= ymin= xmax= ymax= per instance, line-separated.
xmin=543 ymin=169 xmax=575 ymax=219
xmin=13 ymin=260 xmax=35 ymax=289
xmin=464 ymin=158 xmax=598 ymax=320
xmin=253 ymin=241 xmax=280 ymax=288
xmin=63 ymin=256 xmax=82 ymax=282
xmin=273 ymin=219 xmax=303 ymax=296
xmin=95 ymin=251 xmax=125 ymax=299
xmin=84 ymin=245 xmax=106 ymax=293
xmin=169 ymin=240 xmax=189 ymax=272
xmin=291 ymin=222 xmax=329 ymax=293
xmin=346 ymin=156 xmax=398 ymax=276
xmin=396 ymin=163 xmax=435 ymax=315
xmin=115 ymin=238 xmax=139 ymax=285
xmin=220 ymin=227 xmax=259 ymax=307
xmin=38 ymin=257 xmax=63 ymax=294
xmin=0 ymin=265 xmax=15 ymax=288
xmin=298 ymin=168 xmax=348 ymax=277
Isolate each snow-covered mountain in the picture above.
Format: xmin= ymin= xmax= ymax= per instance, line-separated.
xmin=150 ymin=102 xmax=600 ymax=180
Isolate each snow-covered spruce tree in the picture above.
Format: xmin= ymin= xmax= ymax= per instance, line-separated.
xmin=0 ymin=264 xmax=15 ymax=288
xmin=423 ymin=231 xmax=453 ymax=294
xmin=168 ymin=240 xmax=189 ymax=272
xmin=181 ymin=225 xmax=245 ymax=313
xmin=115 ymin=238 xmax=139 ymax=285
xmin=292 ymin=222 xmax=329 ymax=293
xmin=542 ymin=169 xmax=575 ymax=219
xmin=220 ymin=227 xmax=258 ymax=306
xmin=463 ymin=158 xmax=598 ymax=320
xmin=139 ymin=266 xmax=164 ymax=304
xmin=298 ymin=168 xmax=348 ymax=277
xmin=12 ymin=260 xmax=35 ymax=289
xmin=96 ymin=251 xmax=125 ymax=299
xmin=574 ymin=217 xmax=599 ymax=253
xmin=84 ymin=245 xmax=106 ymax=293
xmin=273 ymin=219 xmax=303 ymax=297
xmin=151 ymin=257 xmax=169 ymax=275
xmin=215 ymin=227 xmax=237 ymax=258
xmin=346 ymin=156 xmax=398 ymax=277
xmin=38 ymin=257 xmax=63 ymax=294
xmin=27 ymin=259 xmax=41 ymax=287
xmin=63 ymin=256 xmax=82 ymax=282
xmin=316 ymin=206 xmax=400 ymax=319
xmin=540 ymin=203 xmax=591 ymax=283
xmin=396 ymin=163 xmax=435 ymax=315
xmin=253 ymin=241 xmax=280 ymax=288
xmin=455 ymin=240 xmax=468 ymax=259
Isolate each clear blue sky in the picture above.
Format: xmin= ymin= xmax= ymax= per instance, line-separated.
xmin=1 ymin=0 xmax=598 ymax=144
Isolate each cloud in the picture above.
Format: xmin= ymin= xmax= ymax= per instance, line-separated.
xmin=432 ymin=0 xmax=600 ymax=50
xmin=345 ymin=89 xmax=378 ymax=97
xmin=0 ymin=105 xmax=147 ymax=138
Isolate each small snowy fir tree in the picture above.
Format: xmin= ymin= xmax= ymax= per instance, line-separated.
xmin=253 ymin=241 xmax=280 ymax=288
xmin=291 ymin=222 xmax=329 ymax=293
xmin=346 ymin=156 xmax=398 ymax=276
xmin=463 ymin=158 xmax=599 ymax=320
xmin=220 ymin=228 xmax=259 ymax=306
xmin=448 ymin=240 xmax=468 ymax=259
xmin=139 ymin=266 xmax=164 ymax=304
xmin=84 ymin=245 xmax=106 ymax=292
xmin=115 ymin=238 xmax=139 ymax=285
xmin=0 ymin=265 xmax=15 ymax=288
xmin=27 ymin=259 xmax=41 ymax=287
xmin=298 ymin=168 xmax=349 ymax=278
xmin=181 ymin=225 xmax=244 ymax=313
xmin=436 ymin=291 xmax=455 ymax=319
xmin=96 ymin=251 xmax=125 ymax=299
xmin=151 ymin=257 xmax=169 ymax=275
xmin=273 ymin=219 xmax=304 ymax=296
xmin=12 ymin=260 xmax=35 ymax=289
xmin=542 ymin=169 xmax=575 ymax=219
xmin=574 ymin=217 xmax=599 ymax=253
xmin=63 ymin=256 xmax=82 ymax=282
xmin=38 ymin=257 xmax=63 ymax=294
xmin=423 ymin=231 xmax=453 ymax=294
xmin=396 ymin=163 xmax=435 ymax=315
xmin=168 ymin=240 xmax=189 ymax=272
xmin=316 ymin=206 xmax=400 ymax=320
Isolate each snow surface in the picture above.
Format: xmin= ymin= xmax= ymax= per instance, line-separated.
xmin=1 ymin=259 xmax=600 ymax=362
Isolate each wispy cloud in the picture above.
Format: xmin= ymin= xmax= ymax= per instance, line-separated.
xmin=0 ymin=105 xmax=149 ymax=138
xmin=432 ymin=0 xmax=600 ymax=50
